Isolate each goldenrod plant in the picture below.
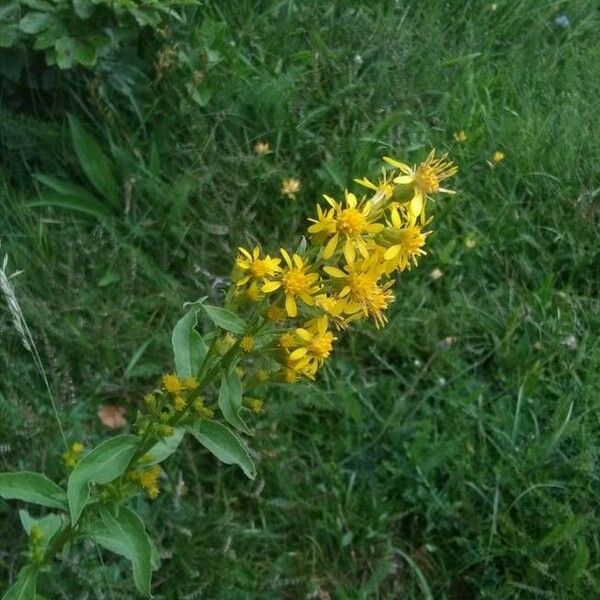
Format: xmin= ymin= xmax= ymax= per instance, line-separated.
xmin=0 ymin=151 xmax=455 ymax=598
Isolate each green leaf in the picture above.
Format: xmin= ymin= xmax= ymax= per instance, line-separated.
xmin=2 ymin=565 xmax=38 ymax=600
xmin=28 ymin=194 xmax=111 ymax=219
xmin=0 ymin=472 xmax=67 ymax=510
xmin=145 ymin=428 xmax=185 ymax=466
xmin=55 ymin=36 xmax=76 ymax=69
xmin=187 ymin=420 xmax=255 ymax=480
xmin=74 ymin=41 xmax=99 ymax=66
xmin=172 ymin=307 xmax=208 ymax=379
xmin=218 ymin=371 xmax=251 ymax=435
xmin=18 ymin=12 xmax=50 ymax=35
xmin=33 ymin=173 xmax=104 ymax=206
xmin=202 ymin=305 xmax=247 ymax=335
xmin=540 ymin=514 xmax=588 ymax=547
xmin=67 ymin=435 xmax=139 ymax=525
xmin=97 ymin=506 xmax=153 ymax=596
xmin=18 ymin=510 xmax=62 ymax=549
xmin=67 ymin=114 xmax=120 ymax=207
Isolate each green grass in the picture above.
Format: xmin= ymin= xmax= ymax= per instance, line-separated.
xmin=1 ymin=0 xmax=600 ymax=597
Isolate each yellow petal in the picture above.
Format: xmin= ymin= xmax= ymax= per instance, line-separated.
xmin=343 ymin=239 xmax=355 ymax=265
xmin=238 ymin=247 xmax=252 ymax=259
xmin=393 ymin=175 xmax=413 ymax=184
xmin=290 ymin=347 xmax=308 ymax=360
xmin=346 ymin=192 xmax=357 ymax=208
xmin=285 ymin=294 xmax=297 ymax=317
xmin=323 ymin=266 xmax=346 ymax=278
xmin=323 ymin=233 xmax=339 ymax=259
xmin=383 ymin=156 xmax=411 ymax=173
xmin=410 ymin=192 xmax=423 ymax=218
xmin=280 ymin=248 xmax=292 ymax=268
xmin=384 ymin=245 xmax=401 ymax=260
xmin=391 ymin=207 xmax=401 ymax=229
xmin=262 ymin=281 xmax=282 ymax=293
xmin=296 ymin=328 xmax=311 ymax=341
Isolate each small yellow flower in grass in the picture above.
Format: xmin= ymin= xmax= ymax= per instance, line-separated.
xmin=235 ymin=246 xmax=281 ymax=287
xmin=384 ymin=150 xmax=457 ymax=223
xmin=490 ymin=150 xmax=505 ymax=164
xmin=453 ymin=130 xmax=467 ymax=143
xmin=162 ymin=373 xmax=183 ymax=394
xmin=281 ymin=177 xmax=301 ymax=200
xmin=464 ymin=236 xmax=477 ymax=249
xmin=62 ymin=441 xmax=85 ymax=469
xmin=308 ymin=192 xmax=384 ymax=264
xmin=254 ymin=141 xmax=269 ymax=156
xmin=430 ymin=267 xmax=444 ymax=281
xmin=262 ymin=249 xmax=321 ymax=317
xmin=240 ymin=335 xmax=255 ymax=353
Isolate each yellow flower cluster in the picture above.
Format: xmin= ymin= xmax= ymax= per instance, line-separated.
xmin=62 ymin=441 xmax=84 ymax=469
xmin=161 ymin=373 xmax=214 ymax=420
xmin=130 ymin=465 xmax=161 ymax=499
xmin=230 ymin=151 xmax=456 ymax=381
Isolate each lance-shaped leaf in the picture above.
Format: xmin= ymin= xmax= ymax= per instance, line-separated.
xmin=19 ymin=510 xmax=63 ymax=545
xmin=218 ymin=370 xmax=252 ymax=435
xmin=172 ymin=307 xmax=208 ymax=378
xmin=202 ymin=305 xmax=247 ymax=335
xmin=94 ymin=506 xmax=153 ymax=597
xmin=144 ymin=428 xmax=185 ymax=466
xmin=0 ymin=472 xmax=67 ymax=510
xmin=67 ymin=114 xmax=120 ymax=208
xmin=187 ymin=420 xmax=255 ymax=480
xmin=67 ymin=435 xmax=139 ymax=524
xmin=2 ymin=565 xmax=38 ymax=600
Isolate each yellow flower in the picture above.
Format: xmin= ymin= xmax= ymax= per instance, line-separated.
xmin=192 ymin=397 xmax=214 ymax=419
xmin=246 ymin=398 xmax=264 ymax=413
xmin=279 ymin=331 xmax=296 ymax=350
xmin=377 ymin=207 xmax=428 ymax=272
xmin=235 ymin=246 xmax=281 ymax=287
xmin=281 ymin=177 xmax=301 ymax=200
xmin=324 ymin=257 xmax=394 ymax=328
xmin=262 ymin=249 xmax=320 ymax=317
xmin=254 ymin=141 xmax=269 ymax=155
xmin=183 ymin=377 xmax=199 ymax=391
xmin=491 ymin=150 xmax=505 ymax=164
xmin=383 ymin=150 xmax=457 ymax=223
xmin=308 ymin=192 xmax=384 ymax=264
xmin=133 ymin=465 xmax=161 ymax=499
xmin=240 ymin=335 xmax=255 ymax=353
xmin=173 ymin=396 xmax=187 ymax=411
xmin=282 ymin=367 xmax=300 ymax=384
xmin=287 ymin=316 xmax=336 ymax=376
xmin=266 ymin=305 xmax=287 ymax=323
xmin=453 ymin=130 xmax=467 ymax=143
xmin=162 ymin=373 xmax=183 ymax=395
xmin=62 ymin=442 xmax=84 ymax=469
xmin=354 ymin=169 xmax=396 ymax=204
xmin=256 ymin=368 xmax=270 ymax=382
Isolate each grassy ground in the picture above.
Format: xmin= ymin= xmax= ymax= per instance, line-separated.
xmin=1 ymin=0 xmax=600 ymax=597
